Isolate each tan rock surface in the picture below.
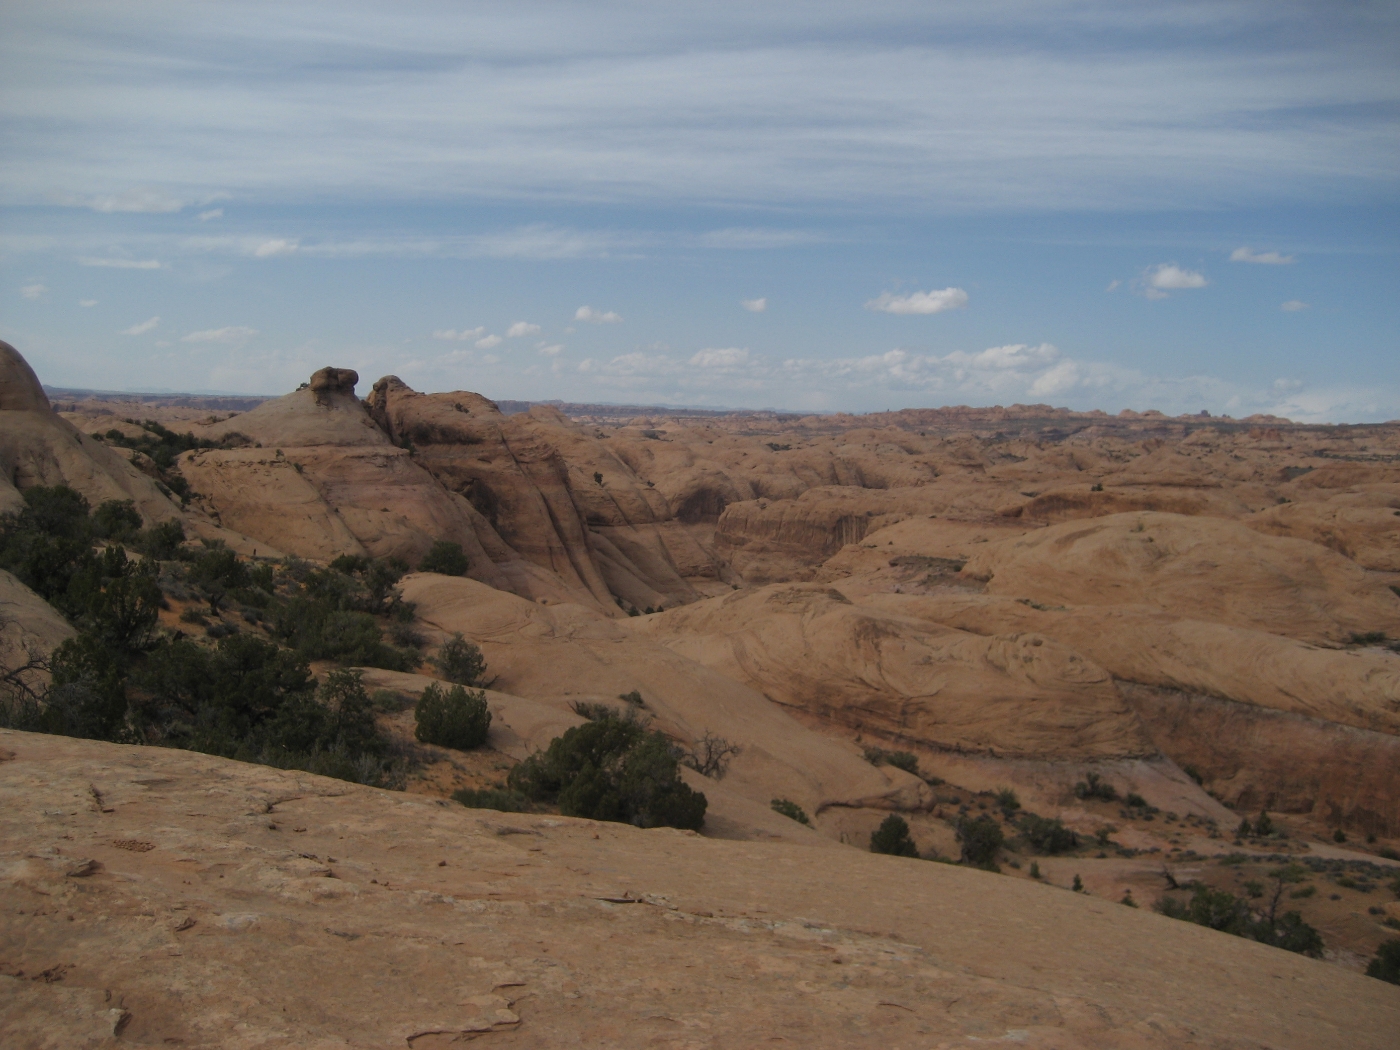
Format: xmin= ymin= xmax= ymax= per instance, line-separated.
xmin=4 ymin=730 xmax=1397 ymax=1050
xmin=960 ymin=511 xmax=1400 ymax=644
xmin=635 ymin=583 xmax=1153 ymax=760
xmin=397 ymin=573 xmax=932 ymax=821
xmin=1 ymin=341 xmax=183 ymax=525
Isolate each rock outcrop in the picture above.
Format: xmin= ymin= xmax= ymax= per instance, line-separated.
xmin=0 ymin=340 xmax=182 ymax=522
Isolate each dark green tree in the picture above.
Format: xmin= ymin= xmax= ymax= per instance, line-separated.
xmin=871 ymin=814 xmax=920 ymax=857
xmin=415 ymin=682 xmax=492 ymax=749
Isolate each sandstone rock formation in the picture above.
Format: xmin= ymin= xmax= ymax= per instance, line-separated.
xmin=5 ymin=730 xmax=1396 ymax=1050
xmin=0 ymin=340 xmax=182 ymax=522
xmin=397 ymin=573 xmax=933 ymax=829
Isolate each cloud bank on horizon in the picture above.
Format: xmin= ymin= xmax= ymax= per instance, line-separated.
xmin=1 ymin=1 xmax=1397 ymax=422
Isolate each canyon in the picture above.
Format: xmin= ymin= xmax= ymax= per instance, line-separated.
xmin=4 ymin=337 xmax=1400 ymax=1046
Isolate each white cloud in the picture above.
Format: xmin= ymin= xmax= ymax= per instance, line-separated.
xmin=480 ymin=353 xmax=500 ymax=364
xmin=79 ymin=298 xmax=98 ymax=307
xmin=20 ymin=283 xmax=47 ymax=300
xmin=537 ymin=343 xmax=564 ymax=357
xmin=181 ymin=326 xmax=258 ymax=344
xmin=1231 ymin=247 xmax=1295 ymax=265
xmin=61 ymin=188 xmax=186 ymax=214
xmin=122 ymin=316 xmax=160 ymax=335
xmin=77 ymin=257 xmax=163 ymax=269
xmin=1143 ymin=287 xmax=1169 ymax=300
xmin=506 ymin=321 xmax=541 ymax=338
xmin=475 ymin=334 xmax=503 ymax=349
xmin=697 ymin=228 xmax=822 ymax=250
xmin=1281 ymin=300 xmax=1309 ymax=312
xmin=1105 ymin=280 xmax=1120 ymax=292
xmin=432 ymin=326 xmax=486 ymax=341
xmin=1146 ymin=264 xmax=1208 ymax=290
xmin=741 ymin=297 xmax=768 ymax=313
xmin=574 ymin=306 xmax=622 ymax=324
xmin=198 ymin=208 xmax=224 ymax=221
xmin=865 ymin=287 xmax=969 ymax=315
xmin=689 ymin=347 xmax=750 ymax=369
xmin=253 ymin=238 xmax=298 ymax=257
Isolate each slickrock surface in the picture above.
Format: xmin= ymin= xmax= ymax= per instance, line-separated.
xmin=0 ymin=341 xmax=182 ymax=523
xmin=5 ymin=730 xmax=1398 ymax=1050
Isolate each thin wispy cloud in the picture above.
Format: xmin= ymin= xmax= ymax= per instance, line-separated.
xmin=1231 ymin=247 xmax=1295 ymax=265
xmin=181 ymin=326 xmax=258 ymax=344
xmin=574 ymin=306 xmax=622 ymax=324
xmin=6 ymin=6 xmax=1395 ymax=213
xmin=506 ymin=322 xmax=540 ymax=338
xmin=122 ymin=316 xmax=159 ymax=335
xmin=20 ymin=283 xmax=47 ymax=300
xmin=865 ymin=288 xmax=969 ymax=315
xmin=253 ymin=239 xmax=298 ymax=258
xmin=741 ymin=298 xmax=767 ymax=313
xmin=78 ymin=257 xmax=163 ymax=269
xmin=198 ymin=208 xmax=223 ymax=221
xmin=57 ymin=188 xmax=187 ymax=213
xmin=432 ymin=327 xmax=486 ymax=341
xmin=1281 ymin=300 xmax=1309 ymax=312
xmin=79 ymin=299 xmax=98 ymax=307
xmin=475 ymin=334 xmax=502 ymax=349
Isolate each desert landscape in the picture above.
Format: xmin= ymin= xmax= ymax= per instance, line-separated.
xmin=4 ymin=336 xmax=1400 ymax=1047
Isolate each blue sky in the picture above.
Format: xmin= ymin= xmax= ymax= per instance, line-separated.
xmin=2 ymin=2 xmax=1397 ymax=420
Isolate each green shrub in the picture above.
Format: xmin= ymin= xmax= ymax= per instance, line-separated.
xmin=863 ymin=747 xmax=919 ymax=776
xmin=507 ymin=712 xmax=706 ymax=830
xmin=870 ymin=814 xmax=919 ymax=857
xmin=419 ymin=540 xmax=470 ymax=576
xmin=453 ymin=787 xmax=529 ymax=812
xmin=1073 ymin=772 xmax=1118 ymax=802
xmin=956 ymin=813 xmax=1004 ymax=868
xmin=415 ymin=682 xmax=491 ymax=750
xmin=91 ymin=500 xmax=141 ymax=541
xmin=1125 ymin=792 xmax=1148 ymax=808
xmin=132 ymin=519 xmax=186 ymax=559
xmin=771 ymin=798 xmax=810 ymax=825
xmin=1019 ymin=813 xmax=1079 ymax=854
xmin=994 ymin=787 xmax=1021 ymax=815
xmin=1369 ymin=939 xmax=1400 ymax=984
xmin=432 ymin=633 xmax=488 ymax=685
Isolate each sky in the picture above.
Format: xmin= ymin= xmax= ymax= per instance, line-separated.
xmin=2 ymin=2 xmax=1397 ymax=421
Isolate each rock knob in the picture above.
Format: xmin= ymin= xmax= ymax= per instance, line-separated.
xmin=0 ymin=339 xmax=51 ymax=412
xmin=309 ymin=366 xmax=359 ymax=405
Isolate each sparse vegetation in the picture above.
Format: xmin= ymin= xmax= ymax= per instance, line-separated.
xmin=432 ymin=632 xmax=488 ymax=685
xmin=1155 ymin=866 xmax=1324 ymax=957
xmin=1368 ymin=939 xmax=1400 ymax=984
xmin=955 ymin=813 xmax=1004 ymax=870
xmin=1073 ymin=772 xmax=1118 ymax=802
xmin=1019 ymin=813 xmax=1079 ymax=854
xmin=994 ymin=787 xmax=1021 ymax=816
xmin=506 ymin=709 xmax=706 ymax=830
xmin=863 ymin=746 xmax=920 ymax=775
xmin=415 ymin=682 xmax=491 ymax=749
xmin=0 ymin=487 xmax=409 ymax=788
xmin=871 ymin=814 xmax=920 ymax=857
xmin=771 ymin=798 xmax=810 ymax=825
xmin=419 ymin=540 xmax=470 ymax=576
xmin=679 ymin=731 xmax=741 ymax=779
xmin=453 ymin=786 xmax=529 ymax=812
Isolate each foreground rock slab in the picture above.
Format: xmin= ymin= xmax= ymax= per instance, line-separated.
xmin=3 ymin=731 xmax=1397 ymax=1049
